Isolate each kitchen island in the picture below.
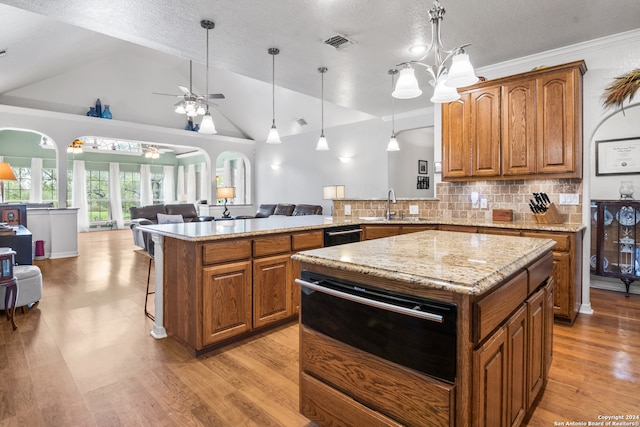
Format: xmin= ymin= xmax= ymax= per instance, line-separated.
xmin=292 ymin=230 xmax=556 ymax=427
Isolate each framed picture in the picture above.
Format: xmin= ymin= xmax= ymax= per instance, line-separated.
xmin=418 ymin=160 xmax=428 ymax=174
xmin=417 ymin=175 xmax=430 ymax=190
xmin=596 ymin=137 xmax=640 ymax=176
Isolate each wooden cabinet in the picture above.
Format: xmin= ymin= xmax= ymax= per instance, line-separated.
xmin=473 ymin=279 xmax=553 ymax=427
xmin=363 ymin=225 xmax=401 ymax=240
xmin=202 ymin=261 xmax=252 ymax=346
xmin=522 ymin=231 xmax=581 ymax=323
xmin=442 ymin=60 xmax=585 ymax=181
xmin=291 ymin=230 xmax=324 ymax=313
xmin=253 ymin=254 xmax=292 ymax=328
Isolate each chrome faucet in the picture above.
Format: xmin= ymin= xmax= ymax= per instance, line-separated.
xmin=386 ymin=188 xmax=397 ymax=220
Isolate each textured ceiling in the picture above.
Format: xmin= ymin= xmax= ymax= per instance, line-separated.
xmin=1 ymin=0 xmax=639 ymax=137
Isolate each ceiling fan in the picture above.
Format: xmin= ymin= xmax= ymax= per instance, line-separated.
xmin=153 ymin=59 xmax=225 ymax=117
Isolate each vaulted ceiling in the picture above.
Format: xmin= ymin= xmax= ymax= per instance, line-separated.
xmin=1 ymin=0 xmax=639 ymax=140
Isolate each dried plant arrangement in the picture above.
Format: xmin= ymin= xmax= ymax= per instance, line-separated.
xmin=602 ymin=68 xmax=640 ymax=110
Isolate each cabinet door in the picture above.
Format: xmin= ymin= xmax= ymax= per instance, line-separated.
xmin=527 ymin=288 xmax=546 ymax=407
xmin=253 ymin=254 xmax=292 ymax=328
xmin=551 ymin=251 xmax=571 ymax=319
xmin=502 ymin=79 xmax=536 ymax=176
xmin=202 ymin=261 xmax=252 ymax=346
xmin=536 ymin=69 xmax=579 ymax=175
xmin=363 ymin=225 xmax=402 ymax=240
xmin=544 ymin=277 xmax=555 ymax=378
xmin=506 ymin=305 xmax=527 ymax=427
xmin=474 ymin=326 xmax=508 ymax=427
xmin=470 ymin=87 xmax=501 ymax=177
xmin=442 ymin=95 xmax=471 ymax=179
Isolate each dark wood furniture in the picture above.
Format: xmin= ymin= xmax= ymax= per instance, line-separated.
xmin=0 ymin=248 xmax=18 ymax=330
xmin=0 ymin=225 xmax=32 ymax=265
xmin=0 ymin=204 xmax=27 ymax=227
xmin=591 ymin=200 xmax=639 ymax=296
xmin=442 ymin=60 xmax=586 ymax=181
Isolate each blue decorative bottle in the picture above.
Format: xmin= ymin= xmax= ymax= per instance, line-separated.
xmin=87 ymin=107 xmax=98 ymax=117
xmin=95 ymin=98 xmax=102 ymax=117
xmin=101 ymin=105 xmax=112 ymax=119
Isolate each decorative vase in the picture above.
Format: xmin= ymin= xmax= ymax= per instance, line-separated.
xmin=95 ymin=98 xmax=102 ymax=117
xmin=619 ymin=181 xmax=634 ymax=199
xmin=101 ymin=105 xmax=112 ymax=119
xmin=185 ymin=119 xmax=194 ymax=131
xmin=86 ymin=107 xmax=98 ymax=117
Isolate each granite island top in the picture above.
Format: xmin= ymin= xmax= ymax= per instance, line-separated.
xmin=139 ymin=214 xmax=584 ymax=242
xmin=292 ymin=230 xmax=556 ymax=296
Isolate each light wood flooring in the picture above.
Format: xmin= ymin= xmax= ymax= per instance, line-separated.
xmin=0 ymin=229 xmax=638 ymax=426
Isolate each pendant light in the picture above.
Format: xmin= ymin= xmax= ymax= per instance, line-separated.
xmin=266 ymin=48 xmax=282 ymax=144
xmin=316 ymin=67 xmax=329 ymax=151
xmin=198 ymin=19 xmax=217 ymax=134
xmin=387 ymin=69 xmax=400 ymax=151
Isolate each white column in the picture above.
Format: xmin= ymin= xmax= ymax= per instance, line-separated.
xmin=150 ymin=233 xmax=167 ymax=339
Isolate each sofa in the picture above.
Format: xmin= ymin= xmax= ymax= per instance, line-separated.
xmin=237 ymin=203 xmax=322 ymax=219
xmin=129 ymin=203 xmax=213 ymax=224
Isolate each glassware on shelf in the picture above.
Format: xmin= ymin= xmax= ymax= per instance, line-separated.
xmin=101 ymin=105 xmax=112 ymax=119
xmin=86 ymin=107 xmax=98 ymax=117
xmin=95 ymin=98 xmax=102 ymax=117
xmin=619 ymin=181 xmax=634 ymax=199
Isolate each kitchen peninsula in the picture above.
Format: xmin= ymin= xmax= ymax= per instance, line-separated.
xmin=293 ymin=230 xmax=556 ymax=427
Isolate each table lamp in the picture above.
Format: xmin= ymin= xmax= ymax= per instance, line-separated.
xmin=217 ymin=187 xmax=236 ymax=218
xmin=0 ymin=162 xmax=17 ymax=203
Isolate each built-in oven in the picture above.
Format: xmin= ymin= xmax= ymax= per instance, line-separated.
xmin=296 ymin=270 xmax=457 ymax=383
xmin=323 ymin=224 xmax=363 ymax=246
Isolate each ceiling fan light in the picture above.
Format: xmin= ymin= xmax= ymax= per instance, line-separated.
xmin=198 ymin=111 xmax=217 ymax=134
xmin=266 ymin=124 xmax=282 ymax=144
xmin=386 ymin=135 xmax=400 ymax=151
xmin=175 ymin=104 xmax=186 ymax=114
xmin=196 ymin=105 xmax=206 ymax=115
xmin=430 ymin=77 xmax=461 ymax=103
xmin=445 ymin=53 xmax=479 ymax=88
xmin=392 ymin=67 xmax=422 ymax=99
xmin=316 ymin=134 xmax=329 ymax=151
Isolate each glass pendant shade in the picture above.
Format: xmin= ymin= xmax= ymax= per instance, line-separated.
xmin=386 ymin=135 xmax=400 ymax=151
xmin=198 ymin=111 xmax=217 ymax=134
xmin=316 ymin=134 xmax=329 ymax=151
xmin=266 ymin=124 xmax=281 ymax=144
xmin=175 ymin=104 xmax=186 ymax=114
xmin=430 ymin=77 xmax=461 ymax=103
xmin=444 ymin=53 xmax=479 ymax=88
xmin=392 ymin=67 xmax=422 ymax=99
xmin=195 ymin=105 xmax=206 ymax=115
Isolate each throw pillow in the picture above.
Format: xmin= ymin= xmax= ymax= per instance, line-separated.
xmin=157 ymin=213 xmax=184 ymax=224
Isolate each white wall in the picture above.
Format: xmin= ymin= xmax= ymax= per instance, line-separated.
xmin=389 ymin=127 xmax=435 ymax=199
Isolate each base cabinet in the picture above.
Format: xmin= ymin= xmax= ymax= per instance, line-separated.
xmin=474 ymin=326 xmax=508 ymax=427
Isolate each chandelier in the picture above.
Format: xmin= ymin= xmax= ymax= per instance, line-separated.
xmin=392 ymin=0 xmax=478 ymax=103
xmin=144 ymin=146 xmax=160 ymax=159
xmin=67 ymin=139 xmax=84 ymax=154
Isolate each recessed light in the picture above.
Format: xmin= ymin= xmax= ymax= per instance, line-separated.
xmin=409 ymin=45 xmax=427 ymax=54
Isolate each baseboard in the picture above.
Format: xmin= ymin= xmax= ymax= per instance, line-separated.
xmin=49 ymin=251 xmax=79 ymax=259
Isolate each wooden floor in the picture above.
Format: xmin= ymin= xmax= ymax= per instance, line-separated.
xmin=0 ymin=230 xmax=638 ymax=426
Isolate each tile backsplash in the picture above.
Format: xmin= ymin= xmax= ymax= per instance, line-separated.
xmin=333 ymin=179 xmax=583 ymax=223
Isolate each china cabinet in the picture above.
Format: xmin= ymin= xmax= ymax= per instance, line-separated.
xmin=591 ymin=200 xmax=640 ymax=296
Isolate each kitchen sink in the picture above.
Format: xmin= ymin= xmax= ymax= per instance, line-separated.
xmin=358 ymin=216 xmax=387 ymax=221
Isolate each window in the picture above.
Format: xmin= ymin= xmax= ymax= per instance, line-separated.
xmin=86 ymin=170 xmax=109 ymax=222
xmin=151 ymin=171 xmax=164 ymax=203
xmin=42 ymin=167 xmax=57 ymax=205
xmin=120 ymin=170 xmax=140 ymax=220
xmin=4 ymin=167 xmax=30 ymax=202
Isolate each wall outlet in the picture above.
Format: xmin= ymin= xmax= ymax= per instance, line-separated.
xmin=344 ymin=204 xmax=351 ymax=215
xmin=409 ymin=205 xmax=419 ymax=215
xmin=480 ymin=198 xmax=488 ymax=209
xmin=559 ymin=193 xmax=579 ymax=205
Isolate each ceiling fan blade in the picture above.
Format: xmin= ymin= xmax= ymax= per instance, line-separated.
xmin=178 ymin=85 xmax=191 ymax=95
xmin=206 ymin=93 xmax=225 ymax=99
xmin=153 ymin=92 xmax=182 ymax=97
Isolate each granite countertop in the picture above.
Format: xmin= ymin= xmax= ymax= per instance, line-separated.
xmin=139 ymin=214 xmax=584 ymax=242
xmin=292 ymin=230 xmax=556 ymax=296
xmin=139 ymin=215 xmax=359 ymax=241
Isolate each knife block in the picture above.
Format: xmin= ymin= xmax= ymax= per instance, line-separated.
xmin=532 ymin=202 xmax=563 ymax=224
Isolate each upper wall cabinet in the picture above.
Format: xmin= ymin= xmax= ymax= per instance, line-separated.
xmin=442 ymin=60 xmax=586 ymax=182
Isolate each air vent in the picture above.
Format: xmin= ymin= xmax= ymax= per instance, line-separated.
xmin=296 ymin=118 xmax=307 ymax=126
xmin=0 ymin=49 xmax=7 ymax=57
xmin=324 ymin=34 xmax=354 ymax=50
